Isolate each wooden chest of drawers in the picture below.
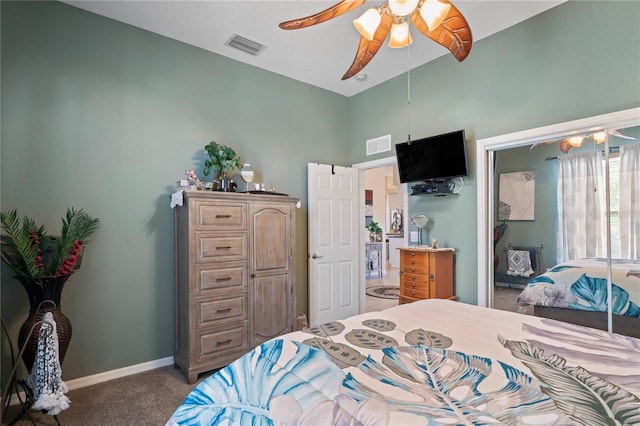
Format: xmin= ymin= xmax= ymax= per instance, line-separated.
xmin=398 ymin=247 xmax=455 ymax=304
xmin=175 ymin=191 xmax=298 ymax=383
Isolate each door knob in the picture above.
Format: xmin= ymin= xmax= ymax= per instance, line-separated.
xmin=311 ymin=253 xmax=323 ymax=259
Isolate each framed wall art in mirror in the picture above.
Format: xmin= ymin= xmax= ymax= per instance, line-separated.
xmin=498 ymin=170 xmax=535 ymax=221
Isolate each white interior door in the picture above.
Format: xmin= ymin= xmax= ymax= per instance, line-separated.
xmin=308 ymin=163 xmax=361 ymax=326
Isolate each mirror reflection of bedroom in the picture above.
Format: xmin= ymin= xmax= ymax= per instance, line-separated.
xmin=492 ymin=125 xmax=640 ymax=327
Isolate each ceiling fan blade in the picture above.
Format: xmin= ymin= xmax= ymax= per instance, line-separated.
xmin=342 ymin=13 xmax=393 ymax=80
xmin=410 ymin=1 xmax=472 ymax=61
xmin=279 ymin=0 xmax=367 ymax=30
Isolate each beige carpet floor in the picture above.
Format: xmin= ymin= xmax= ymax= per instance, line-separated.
xmin=493 ymin=285 xmax=533 ymax=315
xmin=3 ymin=365 xmax=209 ymax=425
xmin=3 ymin=266 xmax=397 ymax=425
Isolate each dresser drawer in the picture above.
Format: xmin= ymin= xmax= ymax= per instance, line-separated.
xmin=198 ymin=295 xmax=247 ymax=327
xmin=401 ymin=287 xmax=429 ymax=299
xmin=197 ymin=264 xmax=247 ymax=294
xmin=402 ymin=265 xmax=429 ymax=275
xmin=402 ymin=278 xmax=429 ymax=291
xmin=198 ymin=322 xmax=248 ymax=360
xmin=402 ymin=272 xmax=430 ymax=284
xmin=196 ymin=202 xmax=246 ymax=231
xmin=403 ymin=253 xmax=428 ymax=267
xmin=197 ymin=234 xmax=246 ymax=263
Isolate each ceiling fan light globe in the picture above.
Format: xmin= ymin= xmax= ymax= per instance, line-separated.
xmin=420 ymin=0 xmax=451 ymax=31
xmin=593 ymin=131 xmax=607 ymax=144
xmin=353 ymin=8 xmax=382 ymax=41
xmin=567 ymin=135 xmax=584 ymax=147
xmin=388 ymin=0 xmax=420 ymax=17
xmin=389 ymin=20 xmax=413 ymax=48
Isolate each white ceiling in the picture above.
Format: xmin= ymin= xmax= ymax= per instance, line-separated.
xmin=63 ymin=1 xmax=566 ymax=97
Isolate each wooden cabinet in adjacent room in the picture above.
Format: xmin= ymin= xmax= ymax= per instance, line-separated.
xmin=174 ymin=191 xmax=298 ymax=383
xmin=398 ymin=247 xmax=456 ymax=304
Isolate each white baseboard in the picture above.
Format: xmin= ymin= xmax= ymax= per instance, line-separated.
xmin=8 ymin=356 xmax=175 ymax=405
xmin=65 ymin=356 xmax=175 ymax=391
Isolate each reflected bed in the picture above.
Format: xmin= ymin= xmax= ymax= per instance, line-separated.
xmin=167 ymin=299 xmax=640 ymax=425
xmin=517 ymin=258 xmax=640 ymax=338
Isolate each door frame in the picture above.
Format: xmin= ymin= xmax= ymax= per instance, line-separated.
xmin=476 ymin=107 xmax=640 ymax=309
xmin=353 ymin=156 xmax=409 ymax=312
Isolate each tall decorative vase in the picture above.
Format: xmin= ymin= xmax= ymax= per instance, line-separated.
xmin=16 ymin=274 xmax=73 ymax=372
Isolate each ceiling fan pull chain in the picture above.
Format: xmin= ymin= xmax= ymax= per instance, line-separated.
xmin=407 ymin=44 xmax=412 ymax=142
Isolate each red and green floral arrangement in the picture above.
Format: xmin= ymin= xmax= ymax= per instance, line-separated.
xmin=0 ymin=208 xmax=99 ymax=281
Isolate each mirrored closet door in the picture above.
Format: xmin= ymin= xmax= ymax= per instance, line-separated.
xmin=477 ymin=108 xmax=640 ymax=337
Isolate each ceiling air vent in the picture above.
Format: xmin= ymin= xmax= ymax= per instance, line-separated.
xmin=225 ymin=34 xmax=267 ymax=56
xmin=366 ymin=134 xmax=392 ymax=156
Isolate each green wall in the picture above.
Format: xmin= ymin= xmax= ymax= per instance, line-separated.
xmin=1 ymin=0 xmax=639 ymax=382
xmin=347 ymin=0 xmax=640 ymax=303
xmin=0 ymin=0 xmax=349 ymax=381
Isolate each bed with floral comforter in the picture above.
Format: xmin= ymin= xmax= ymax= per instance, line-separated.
xmin=517 ymin=258 xmax=640 ymax=316
xmin=167 ymin=299 xmax=639 ymax=425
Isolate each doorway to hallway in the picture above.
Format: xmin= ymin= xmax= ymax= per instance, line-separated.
xmin=355 ymin=155 xmax=409 ymax=316
xmin=365 ymin=262 xmax=400 ymax=312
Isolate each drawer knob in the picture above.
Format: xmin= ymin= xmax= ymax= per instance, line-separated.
xmin=411 ymin=291 xmax=416 ymax=296
xmin=216 ymin=307 xmax=232 ymax=313
xmin=411 ymin=260 xmax=416 ymax=265
xmin=411 ymin=252 xmax=416 ymax=256
xmin=430 ymin=273 xmax=435 ymax=280
xmin=411 ymin=283 xmax=416 ymax=288
xmin=217 ymin=339 xmax=232 ymax=346
xmin=411 ymin=275 xmax=416 ymax=280
xmin=411 ymin=267 xmax=415 ymax=272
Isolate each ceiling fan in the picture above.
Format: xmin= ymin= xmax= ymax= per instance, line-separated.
xmin=279 ymin=0 xmax=472 ymax=80
xmin=530 ymin=129 xmax=637 ymax=153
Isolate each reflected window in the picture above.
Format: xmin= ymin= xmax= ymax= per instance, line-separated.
xmin=606 ymin=156 xmax=621 ymax=258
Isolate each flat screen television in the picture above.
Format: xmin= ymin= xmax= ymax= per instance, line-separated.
xmin=395 ymin=130 xmax=468 ymax=183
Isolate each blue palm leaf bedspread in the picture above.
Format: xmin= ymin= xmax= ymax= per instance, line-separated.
xmin=517 ymin=258 xmax=640 ymax=316
xmin=167 ymin=299 xmax=640 ymax=425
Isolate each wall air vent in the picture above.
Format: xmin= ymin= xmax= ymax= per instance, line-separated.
xmin=225 ymin=34 xmax=267 ymax=56
xmin=366 ymin=134 xmax=392 ymax=156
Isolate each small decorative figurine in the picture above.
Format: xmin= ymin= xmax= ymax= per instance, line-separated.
xmin=432 ymin=239 xmax=438 ymax=249
xmin=185 ymin=170 xmax=203 ymax=189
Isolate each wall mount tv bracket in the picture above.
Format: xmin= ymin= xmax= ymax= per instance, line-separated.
xmin=410 ymin=177 xmax=464 ymax=196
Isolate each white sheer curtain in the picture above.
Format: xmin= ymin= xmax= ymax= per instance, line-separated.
xmin=619 ymin=143 xmax=640 ymax=259
xmin=557 ymin=151 xmax=606 ymax=262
